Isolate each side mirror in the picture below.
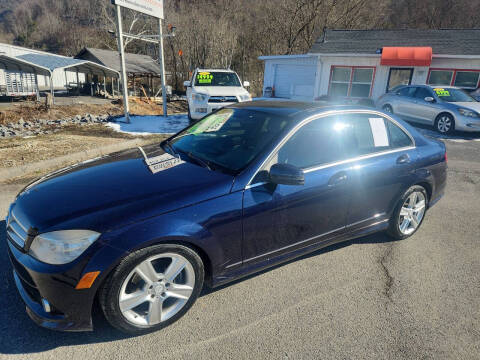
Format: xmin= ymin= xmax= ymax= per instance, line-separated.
xmin=269 ymin=163 xmax=305 ymax=186
xmin=184 ymin=81 xmax=191 ymax=88
xmin=243 ymin=81 xmax=250 ymax=88
xmin=424 ymin=96 xmax=435 ymax=103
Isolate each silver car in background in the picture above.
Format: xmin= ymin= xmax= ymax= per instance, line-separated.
xmin=376 ymin=85 xmax=480 ymax=134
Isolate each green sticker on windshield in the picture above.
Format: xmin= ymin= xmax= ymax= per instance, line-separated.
xmin=434 ymin=88 xmax=450 ymax=97
xmin=187 ymin=110 xmax=233 ymax=135
xmin=197 ymin=72 xmax=213 ymax=84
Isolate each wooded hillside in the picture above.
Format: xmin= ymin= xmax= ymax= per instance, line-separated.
xmin=0 ymin=0 xmax=478 ymax=94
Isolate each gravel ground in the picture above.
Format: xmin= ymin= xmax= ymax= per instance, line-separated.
xmin=0 ymin=135 xmax=478 ymax=360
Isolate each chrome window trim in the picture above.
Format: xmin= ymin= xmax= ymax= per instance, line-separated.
xmin=303 ymin=146 xmax=416 ymax=174
xmin=245 ymin=109 xmax=416 ymax=189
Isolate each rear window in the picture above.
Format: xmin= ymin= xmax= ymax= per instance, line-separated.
xmin=386 ymin=120 xmax=413 ymax=148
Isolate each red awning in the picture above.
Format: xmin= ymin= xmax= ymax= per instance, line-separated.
xmin=380 ymin=47 xmax=432 ymax=66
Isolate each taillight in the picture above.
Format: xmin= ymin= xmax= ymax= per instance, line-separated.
xmin=444 ymin=152 xmax=448 ymax=163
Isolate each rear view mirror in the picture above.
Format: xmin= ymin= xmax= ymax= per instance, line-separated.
xmin=269 ymin=163 xmax=304 ymax=186
xmin=243 ymin=81 xmax=250 ymax=88
xmin=183 ymin=81 xmax=191 ymax=88
xmin=424 ymin=96 xmax=435 ymax=103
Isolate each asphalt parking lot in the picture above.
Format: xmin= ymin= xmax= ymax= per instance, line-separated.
xmin=0 ymin=128 xmax=479 ymax=360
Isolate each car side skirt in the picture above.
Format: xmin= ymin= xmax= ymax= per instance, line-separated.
xmin=210 ymin=219 xmax=389 ymax=288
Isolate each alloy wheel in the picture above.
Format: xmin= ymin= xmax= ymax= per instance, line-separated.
xmin=119 ymin=253 xmax=195 ymax=326
xmin=437 ymin=116 xmax=452 ymax=133
xmin=398 ymin=191 xmax=426 ymax=235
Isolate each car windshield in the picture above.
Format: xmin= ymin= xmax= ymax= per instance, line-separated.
xmin=194 ymin=71 xmax=241 ymax=87
xmin=433 ymin=87 xmax=477 ymax=102
xmin=167 ymin=108 xmax=292 ymax=174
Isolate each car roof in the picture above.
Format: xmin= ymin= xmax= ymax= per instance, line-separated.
xmin=228 ymin=100 xmax=374 ymax=118
xmin=402 ymin=84 xmax=462 ymax=90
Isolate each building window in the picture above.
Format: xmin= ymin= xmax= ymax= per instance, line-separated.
xmin=454 ymin=71 xmax=480 ymax=88
xmin=329 ymin=66 xmax=375 ymax=98
xmin=428 ymin=69 xmax=480 ymax=89
xmin=428 ymin=70 xmax=454 ymax=86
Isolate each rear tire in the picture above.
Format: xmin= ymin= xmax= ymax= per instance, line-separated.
xmin=187 ymin=105 xmax=193 ymax=121
xmin=382 ymin=104 xmax=393 ymax=114
xmin=387 ymin=185 xmax=428 ymax=240
xmin=99 ymin=244 xmax=204 ymax=335
xmin=435 ymin=113 xmax=455 ymax=134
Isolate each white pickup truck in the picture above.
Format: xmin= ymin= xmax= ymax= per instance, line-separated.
xmin=184 ymin=68 xmax=251 ymax=120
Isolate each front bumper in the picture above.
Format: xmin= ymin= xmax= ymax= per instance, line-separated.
xmin=454 ymin=114 xmax=480 ymax=132
xmin=7 ymin=239 xmax=95 ymax=331
xmin=190 ymin=102 xmax=237 ymax=120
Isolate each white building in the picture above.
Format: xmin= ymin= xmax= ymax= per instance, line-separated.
xmin=0 ymin=43 xmax=118 ymax=100
xmin=260 ymin=29 xmax=480 ymax=102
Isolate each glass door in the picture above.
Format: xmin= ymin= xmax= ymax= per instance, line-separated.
xmin=387 ymin=68 xmax=414 ymax=92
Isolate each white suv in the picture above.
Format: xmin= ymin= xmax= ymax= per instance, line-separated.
xmin=184 ymin=69 xmax=251 ymax=120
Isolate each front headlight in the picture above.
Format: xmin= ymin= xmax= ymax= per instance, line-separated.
xmin=29 ymin=230 xmax=101 ymax=265
xmin=458 ymin=108 xmax=480 ymax=118
xmin=192 ymin=93 xmax=208 ymax=102
xmin=239 ymin=94 xmax=252 ymax=102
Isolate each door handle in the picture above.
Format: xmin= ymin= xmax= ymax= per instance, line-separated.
xmin=396 ymin=154 xmax=411 ymax=164
xmin=328 ymin=171 xmax=348 ymax=187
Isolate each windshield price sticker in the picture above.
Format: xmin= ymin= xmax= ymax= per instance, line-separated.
xmin=434 ymin=88 xmax=450 ymax=96
xmin=144 ymin=153 xmax=185 ymax=174
xmin=197 ymin=72 xmax=213 ymax=84
xmin=188 ymin=110 xmax=233 ymax=135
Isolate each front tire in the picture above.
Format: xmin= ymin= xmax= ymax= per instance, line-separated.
xmin=435 ymin=113 xmax=455 ymax=134
xmin=387 ymin=185 xmax=428 ymax=240
xmin=99 ymin=244 xmax=204 ymax=335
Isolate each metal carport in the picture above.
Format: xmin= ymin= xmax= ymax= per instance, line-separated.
xmin=0 ymin=54 xmax=52 ymax=101
xmin=15 ymin=53 xmax=119 ymax=103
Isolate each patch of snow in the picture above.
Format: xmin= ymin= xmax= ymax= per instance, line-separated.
xmin=106 ymin=114 xmax=190 ymax=135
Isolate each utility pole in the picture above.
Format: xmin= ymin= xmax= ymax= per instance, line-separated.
xmin=158 ymin=18 xmax=168 ymax=118
xmin=115 ymin=4 xmax=130 ymax=123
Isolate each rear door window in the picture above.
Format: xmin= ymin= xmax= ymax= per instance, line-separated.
xmin=398 ymin=87 xmax=417 ymax=97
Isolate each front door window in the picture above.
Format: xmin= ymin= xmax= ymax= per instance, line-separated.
xmin=387 ymin=68 xmax=414 ymax=92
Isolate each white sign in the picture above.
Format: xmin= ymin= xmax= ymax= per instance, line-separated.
xmin=112 ymin=0 xmax=164 ymax=19
xmin=369 ymin=118 xmax=390 ymax=147
xmin=144 ymin=153 xmax=185 ymax=174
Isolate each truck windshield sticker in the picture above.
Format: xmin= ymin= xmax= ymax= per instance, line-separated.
xmin=434 ymin=88 xmax=450 ymax=97
xmin=197 ymin=72 xmax=213 ymax=84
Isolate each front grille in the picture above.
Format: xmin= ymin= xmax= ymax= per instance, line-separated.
xmin=6 ymin=209 xmax=28 ymax=248
xmin=208 ymin=96 xmax=238 ymax=103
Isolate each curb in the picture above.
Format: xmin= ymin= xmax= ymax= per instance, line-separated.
xmin=0 ymin=138 xmax=153 ymax=183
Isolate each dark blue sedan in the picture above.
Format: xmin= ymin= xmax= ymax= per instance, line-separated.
xmin=6 ymin=101 xmax=447 ymax=334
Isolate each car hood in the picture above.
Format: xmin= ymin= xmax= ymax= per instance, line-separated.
xmin=452 ymin=102 xmax=480 ymax=112
xmin=12 ymin=144 xmax=234 ymax=233
xmin=194 ymin=86 xmax=249 ymax=97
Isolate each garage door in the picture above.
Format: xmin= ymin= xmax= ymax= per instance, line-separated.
xmin=274 ymin=64 xmax=316 ymax=98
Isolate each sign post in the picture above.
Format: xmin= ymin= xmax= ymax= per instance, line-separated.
xmin=112 ymin=0 xmax=167 ymax=120
xmin=115 ymin=4 xmax=130 ymax=123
